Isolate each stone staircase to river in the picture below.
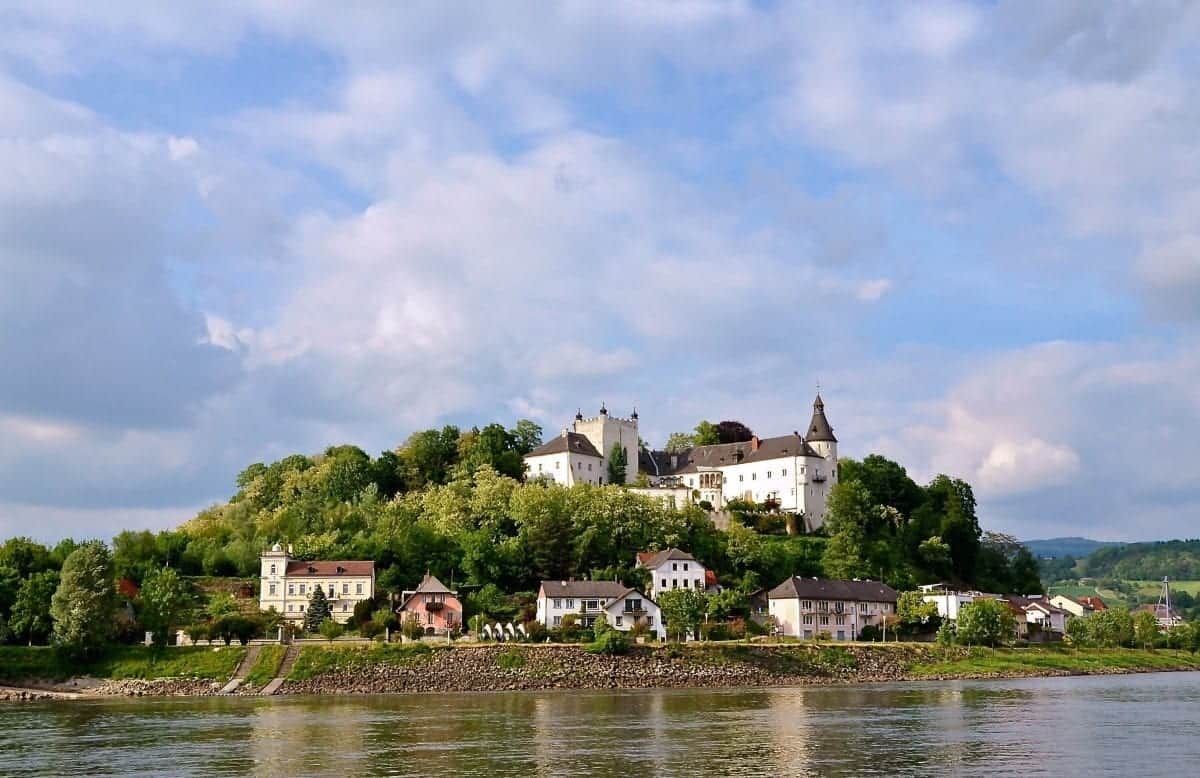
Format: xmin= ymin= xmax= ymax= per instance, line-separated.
xmin=260 ymin=644 xmax=300 ymax=696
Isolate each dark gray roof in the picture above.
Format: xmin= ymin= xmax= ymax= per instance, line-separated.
xmin=539 ymin=580 xmax=631 ymax=599
xmin=806 ymin=394 xmax=837 ymax=442
xmin=528 ymin=432 xmax=602 ymax=458
xmin=640 ymin=433 xmax=824 ymax=477
xmin=768 ymin=577 xmax=898 ymax=603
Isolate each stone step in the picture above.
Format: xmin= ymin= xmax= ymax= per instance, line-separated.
xmin=261 ymin=644 xmax=301 ymax=696
xmin=219 ymin=644 xmax=261 ymax=694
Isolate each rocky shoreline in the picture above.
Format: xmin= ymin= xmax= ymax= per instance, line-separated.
xmin=4 ymin=644 xmax=1197 ymax=700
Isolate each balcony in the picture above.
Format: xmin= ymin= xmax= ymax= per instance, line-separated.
xmin=425 ymin=601 xmax=444 ymax=612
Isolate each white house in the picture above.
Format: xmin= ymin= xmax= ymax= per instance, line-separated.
xmin=259 ymin=544 xmax=375 ymax=624
xmin=635 ymin=548 xmax=714 ymax=599
xmin=1005 ymin=596 xmax=1069 ymax=640
xmin=768 ymin=577 xmax=899 ymax=641
xmin=920 ymin=584 xmax=980 ymax=621
xmin=536 ymin=580 xmax=664 ymax=640
xmin=1049 ymin=594 xmax=1095 ymax=619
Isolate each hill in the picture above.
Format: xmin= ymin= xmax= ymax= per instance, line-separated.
xmin=1081 ymin=539 xmax=1200 ymax=581
xmin=1022 ymin=537 xmax=1120 ymax=559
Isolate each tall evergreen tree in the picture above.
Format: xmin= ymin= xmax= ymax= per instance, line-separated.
xmin=607 ymin=443 xmax=628 ymax=485
xmin=305 ymin=585 xmax=333 ymax=632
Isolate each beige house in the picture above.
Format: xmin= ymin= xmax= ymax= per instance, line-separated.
xmin=768 ymin=577 xmax=898 ymax=641
xmin=259 ymin=544 xmax=375 ymax=624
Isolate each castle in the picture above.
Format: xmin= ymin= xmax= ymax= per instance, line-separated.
xmin=523 ymin=394 xmax=839 ymax=531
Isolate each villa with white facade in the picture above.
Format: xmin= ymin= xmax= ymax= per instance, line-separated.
xmin=635 ymin=548 xmax=714 ymax=600
xmin=768 ymin=577 xmax=898 ymax=641
xmin=259 ymin=544 xmax=375 ymax=624
xmin=536 ymin=580 xmax=664 ymax=640
xmin=525 ymin=394 xmax=841 ymax=531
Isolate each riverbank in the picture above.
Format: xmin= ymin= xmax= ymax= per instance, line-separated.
xmin=3 ymin=642 xmax=1199 ymax=700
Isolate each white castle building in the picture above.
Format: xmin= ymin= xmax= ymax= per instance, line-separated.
xmin=524 ymin=394 xmax=840 ymax=532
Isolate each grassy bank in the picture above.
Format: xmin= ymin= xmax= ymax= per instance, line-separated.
xmin=908 ymin=646 xmax=1200 ymax=678
xmin=243 ymin=645 xmax=287 ymax=687
xmin=0 ymin=645 xmax=245 ymax=682
xmin=287 ymin=643 xmax=434 ymax=681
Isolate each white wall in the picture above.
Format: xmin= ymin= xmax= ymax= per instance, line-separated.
xmin=645 ymin=558 xmax=707 ymax=599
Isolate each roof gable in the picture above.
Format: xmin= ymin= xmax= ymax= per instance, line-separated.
xmin=767 ymin=577 xmax=898 ymax=603
xmin=284 ymin=560 xmax=374 ymax=577
xmin=528 ymin=432 xmax=602 ymax=458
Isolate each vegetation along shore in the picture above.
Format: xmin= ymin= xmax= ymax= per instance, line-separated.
xmin=3 ymin=641 xmax=1199 ymax=701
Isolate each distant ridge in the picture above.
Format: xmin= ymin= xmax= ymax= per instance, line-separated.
xmin=1022 ymin=537 xmax=1121 ymax=559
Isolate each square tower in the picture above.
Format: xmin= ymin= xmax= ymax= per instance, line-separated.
xmin=572 ymin=404 xmax=639 ymax=484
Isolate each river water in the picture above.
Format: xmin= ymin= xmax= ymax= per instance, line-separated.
xmin=2 ymin=671 xmax=1198 ymax=776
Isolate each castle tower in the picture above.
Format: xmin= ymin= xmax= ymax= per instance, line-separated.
xmin=572 ymin=403 xmax=639 ymax=484
xmin=806 ymin=393 xmax=839 ymax=489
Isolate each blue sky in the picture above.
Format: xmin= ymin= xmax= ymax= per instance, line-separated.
xmin=1 ymin=2 xmax=1198 ymax=543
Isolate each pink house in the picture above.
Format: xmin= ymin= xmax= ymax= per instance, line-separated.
xmin=397 ymin=574 xmax=462 ymax=636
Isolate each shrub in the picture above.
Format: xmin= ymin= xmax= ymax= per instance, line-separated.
xmin=936 ymin=620 xmax=956 ymax=646
xmin=523 ymin=621 xmax=548 ymax=643
xmin=858 ymin=625 xmax=883 ymax=642
xmin=319 ymin=620 xmax=345 ymax=642
xmin=587 ymin=630 xmax=630 ymax=656
xmin=360 ymin=621 xmax=384 ymax=640
xmin=401 ymin=615 xmax=425 ymax=641
xmin=185 ymin=624 xmax=210 ymax=644
xmin=496 ymin=649 xmax=526 ymax=670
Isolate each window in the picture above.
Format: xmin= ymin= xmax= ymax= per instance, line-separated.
xmin=299 ymin=605 xmax=305 ymax=612
xmin=288 ymin=584 xmax=295 ymax=595
xmin=803 ymin=614 xmax=813 ymax=625
xmin=801 ymin=466 xmax=806 ymax=474
xmin=616 ymin=616 xmax=623 ymax=627
xmin=583 ymin=600 xmax=599 ymax=612
xmin=683 ymin=563 xmax=689 ymax=571
xmin=834 ymin=602 xmax=844 ymax=613
xmin=683 ymin=579 xmax=689 ymax=588
xmin=672 ymin=579 xmax=679 ymax=589
xmin=356 ymin=583 xmax=363 ymax=595
xmin=695 ymin=579 xmax=703 ymax=589
xmin=625 ymin=599 xmax=642 ymax=612
xmin=859 ymin=603 xmax=869 ymax=613
xmin=553 ymin=598 xmax=562 ymax=609
xmin=588 ymin=463 xmax=592 ymax=471
xmin=270 ymin=564 xmax=276 ymax=575
xmin=646 ymin=616 xmax=654 ymax=626
xmin=836 ymin=615 xmax=846 ymax=626
xmin=553 ymin=616 xmax=562 ymax=627
xmin=269 ymin=583 xmax=277 ymax=595
xmin=767 ymin=471 xmax=772 ymax=479
xmin=566 ymin=599 xmax=575 ymax=608
xmin=672 ymin=563 xmax=678 ymax=571
xmin=288 ymin=604 xmax=294 ymax=612
xmin=751 ymin=473 xmax=756 ymax=480
xmin=556 ymin=461 xmax=560 ymax=469
xmin=661 ymin=579 xmax=667 ymax=589
xmin=820 ymin=615 xmax=829 ymax=625
xmin=781 ymin=469 xmax=787 ymax=477
xmin=299 ymin=584 xmax=306 ymax=594
xmin=343 ymin=604 xmax=349 ymax=612
xmin=427 ymin=613 xmax=433 ymax=624
xmin=328 ymin=585 xmax=335 ymax=597
xmin=538 ymin=463 xmax=543 ymax=472
xmin=577 ymin=462 xmax=581 ymax=469
xmin=342 ymin=583 xmax=349 ymax=594
xmin=739 ymin=475 xmax=744 ymax=482
xmin=802 ymin=600 xmax=812 ymax=610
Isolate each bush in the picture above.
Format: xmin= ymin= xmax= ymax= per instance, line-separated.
xmin=319 ymin=620 xmax=345 ymax=642
xmin=360 ymin=621 xmax=384 ymax=640
xmin=496 ymin=649 xmax=526 ymax=670
xmin=401 ymin=616 xmax=425 ymax=641
xmin=936 ymin=620 xmax=956 ymax=646
xmin=858 ymin=625 xmax=883 ymax=642
xmin=587 ymin=630 xmax=630 ymax=656
xmin=185 ymin=624 xmax=210 ymax=644
xmin=523 ymin=621 xmax=548 ymax=643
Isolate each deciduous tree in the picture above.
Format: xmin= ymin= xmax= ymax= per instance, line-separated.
xmin=50 ymin=541 xmax=116 ymax=658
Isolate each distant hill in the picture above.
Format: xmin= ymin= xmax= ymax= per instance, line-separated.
xmin=1081 ymin=539 xmax=1200 ymax=581
xmin=1023 ymin=537 xmax=1121 ymax=559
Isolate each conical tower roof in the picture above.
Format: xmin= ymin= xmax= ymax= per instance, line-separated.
xmin=806 ymin=393 xmax=837 ymax=442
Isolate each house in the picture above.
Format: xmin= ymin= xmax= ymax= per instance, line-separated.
xmin=536 ymin=580 xmax=665 ymax=640
xmin=259 ymin=544 xmax=375 ymax=624
xmin=919 ymin=584 xmax=979 ymax=620
xmin=397 ymin=574 xmax=463 ymax=636
xmin=1049 ymin=594 xmax=1095 ymax=619
xmin=768 ymin=577 xmax=899 ymax=641
xmin=1078 ymin=595 xmax=1107 ymax=612
xmin=1005 ymin=596 xmax=1068 ymax=640
xmin=747 ymin=588 xmax=771 ymax=626
xmin=635 ymin=548 xmax=715 ymax=599
xmin=526 ymin=394 xmax=841 ymax=531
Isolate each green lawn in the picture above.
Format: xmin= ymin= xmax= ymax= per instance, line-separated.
xmin=243 ymin=645 xmax=287 ymax=687
xmin=908 ymin=646 xmax=1200 ymax=677
xmin=0 ymin=645 xmax=245 ymax=682
xmin=1132 ymin=580 xmax=1200 ymax=598
xmin=287 ymin=643 xmax=433 ymax=681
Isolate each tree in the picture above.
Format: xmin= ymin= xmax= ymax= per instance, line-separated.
xmin=0 ymin=537 xmax=52 ymax=579
xmin=50 ymin=541 xmax=116 ymax=658
xmin=1088 ymin=608 xmax=1135 ymax=648
xmin=658 ymin=588 xmax=705 ymax=641
xmin=319 ymin=619 xmax=345 ymax=641
xmin=10 ymin=570 xmax=59 ymax=645
xmin=139 ymin=568 xmax=190 ymax=647
xmin=304 ymin=587 xmax=333 ymax=632
xmin=1134 ymin=610 xmax=1159 ymax=649
xmin=714 ymin=420 xmax=754 ymax=444
xmin=955 ymin=599 xmax=1014 ymax=647
xmin=1064 ymin=616 xmax=1090 ymax=647
xmin=399 ymin=425 xmax=461 ymax=488
xmin=917 ymin=536 xmax=953 ymax=578
xmin=511 ymin=419 xmax=544 ymax=456
xmin=692 ymin=421 xmax=720 ymax=446
xmin=896 ymin=591 xmax=939 ymax=631
xmin=607 ymin=443 xmax=629 ymax=485
xmin=821 ymin=481 xmax=874 ymax=579
xmin=664 ymin=432 xmax=694 ymax=453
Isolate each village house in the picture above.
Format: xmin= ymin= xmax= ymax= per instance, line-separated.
xmin=259 ymin=544 xmax=375 ymax=624
xmin=768 ymin=577 xmax=899 ymax=641
xmin=635 ymin=548 xmax=717 ymax=599
xmin=397 ymin=574 xmax=463 ymax=636
xmin=1133 ymin=603 xmax=1184 ymax=631
xmin=1005 ymin=596 xmax=1069 ymax=640
xmin=920 ymin=584 xmax=981 ymax=621
xmin=536 ymin=580 xmax=665 ymax=640
xmin=525 ymin=394 xmax=841 ymax=531
xmin=1049 ymin=594 xmax=1096 ymax=619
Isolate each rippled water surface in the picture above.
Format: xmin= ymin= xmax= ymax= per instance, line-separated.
xmin=2 ymin=671 xmax=1199 ymax=776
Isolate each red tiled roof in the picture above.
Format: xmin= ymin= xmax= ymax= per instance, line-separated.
xmin=285 ymin=560 xmax=374 ymax=577
xmin=1079 ymin=596 xmax=1107 ymax=611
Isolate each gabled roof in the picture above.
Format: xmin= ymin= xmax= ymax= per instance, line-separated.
xmin=527 ymin=431 xmax=602 ymax=458
xmin=539 ymin=580 xmax=629 ymax=599
xmin=284 ymin=560 xmax=374 ymax=577
xmin=768 ymin=577 xmax=898 ymax=603
xmin=398 ymin=574 xmax=458 ymax=611
xmin=1078 ymin=596 xmax=1107 ymax=611
xmin=641 ymin=433 xmax=825 ymax=477
xmin=636 ymin=547 xmax=698 ymax=569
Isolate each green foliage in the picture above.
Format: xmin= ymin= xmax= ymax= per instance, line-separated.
xmin=936 ymin=619 xmax=957 ymax=645
xmin=319 ymin=619 xmax=345 ymax=641
xmin=50 ymin=541 xmax=116 ymax=659
xmin=286 ymin=643 xmax=432 ymax=681
xmin=658 ymin=588 xmax=706 ymax=641
xmin=664 ymin=432 xmax=694 ymax=452
xmin=692 ymin=420 xmax=720 ymax=446
xmin=9 ymin=570 xmax=58 ymax=645
xmin=401 ymin=614 xmax=426 ymax=641
xmin=821 ymin=481 xmax=875 ymax=579
xmin=0 ymin=645 xmax=246 ymax=682
xmin=896 ymin=591 xmax=939 ymax=631
xmin=587 ymin=629 xmax=630 ymax=655
xmin=304 ymin=586 xmax=333 ymax=632
xmin=955 ymin=599 xmax=1015 ymax=647
xmin=607 ymin=442 xmax=628 ymax=485
xmin=1064 ymin=616 xmax=1089 ymax=646
xmin=0 ymin=537 xmax=54 ymax=579
xmin=1082 ymin=540 xmax=1200 ymax=581
xmin=496 ymin=648 xmax=526 ymax=669
xmin=138 ymin=567 xmax=190 ymax=646
xmin=1086 ymin=607 xmax=1136 ymax=648
xmin=1133 ymin=610 xmax=1160 ymax=649
xmin=244 ymin=645 xmax=287 ymax=686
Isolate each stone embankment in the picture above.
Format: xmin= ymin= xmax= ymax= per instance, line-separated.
xmin=280 ymin=643 xmax=936 ymax=695
xmin=90 ymin=678 xmax=227 ymax=697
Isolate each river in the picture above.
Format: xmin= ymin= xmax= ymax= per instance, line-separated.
xmin=2 ymin=671 xmax=1198 ymax=776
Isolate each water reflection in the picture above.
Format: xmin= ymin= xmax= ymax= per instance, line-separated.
xmin=2 ymin=672 xmax=1199 ymax=777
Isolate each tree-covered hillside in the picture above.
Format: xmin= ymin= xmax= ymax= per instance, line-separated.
xmin=1080 ymin=540 xmax=1200 ymax=581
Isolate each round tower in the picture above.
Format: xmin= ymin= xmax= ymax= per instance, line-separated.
xmin=805 ymin=393 xmax=838 ymax=472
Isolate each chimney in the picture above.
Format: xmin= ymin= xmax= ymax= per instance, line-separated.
xmin=751 ymin=436 xmax=760 ymax=451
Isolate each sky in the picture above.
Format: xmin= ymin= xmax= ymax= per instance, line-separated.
xmin=1 ymin=1 xmax=1199 ymax=544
